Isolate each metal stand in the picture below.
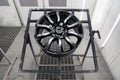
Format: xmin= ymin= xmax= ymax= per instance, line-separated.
xmin=20 ymin=9 xmax=101 ymax=74
xmin=0 ymin=48 xmax=11 ymax=65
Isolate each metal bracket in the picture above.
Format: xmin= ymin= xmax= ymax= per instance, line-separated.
xmin=93 ymin=30 xmax=101 ymax=39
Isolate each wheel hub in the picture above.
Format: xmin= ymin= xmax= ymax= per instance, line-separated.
xmin=56 ymin=26 xmax=64 ymax=34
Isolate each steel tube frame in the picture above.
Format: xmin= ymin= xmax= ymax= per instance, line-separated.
xmin=20 ymin=8 xmax=100 ymax=74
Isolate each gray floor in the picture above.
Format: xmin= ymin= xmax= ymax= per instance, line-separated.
xmin=0 ymin=27 xmax=21 ymax=61
xmin=0 ymin=27 xmax=114 ymax=80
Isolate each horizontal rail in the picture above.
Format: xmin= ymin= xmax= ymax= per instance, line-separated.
xmin=22 ymin=69 xmax=97 ymax=74
xmin=30 ymin=19 xmax=88 ymax=24
xmin=38 ymin=64 xmax=80 ymax=67
xmin=31 ymin=8 xmax=88 ymax=12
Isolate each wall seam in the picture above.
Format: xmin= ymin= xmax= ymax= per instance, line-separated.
xmin=109 ymin=50 xmax=120 ymax=67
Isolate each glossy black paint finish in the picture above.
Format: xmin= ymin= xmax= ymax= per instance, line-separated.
xmin=35 ymin=11 xmax=83 ymax=58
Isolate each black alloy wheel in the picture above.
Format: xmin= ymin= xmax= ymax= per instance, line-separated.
xmin=35 ymin=11 xmax=83 ymax=58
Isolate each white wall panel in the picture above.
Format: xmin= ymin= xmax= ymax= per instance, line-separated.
xmin=0 ymin=0 xmax=21 ymax=27
xmin=100 ymin=0 xmax=120 ymax=47
xmin=92 ymin=0 xmax=114 ymax=30
xmin=94 ymin=0 xmax=120 ymax=80
xmin=110 ymin=53 xmax=120 ymax=80
xmin=14 ymin=0 xmax=43 ymax=26
xmin=72 ymin=0 xmax=97 ymax=21
xmin=71 ymin=0 xmax=83 ymax=8
xmin=84 ymin=0 xmax=97 ymax=18
xmin=15 ymin=0 xmax=72 ymax=26
xmin=102 ymin=19 xmax=120 ymax=66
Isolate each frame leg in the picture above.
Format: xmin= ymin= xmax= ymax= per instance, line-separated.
xmin=81 ymin=39 xmax=90 ymax=66
xmin=28 ymin=35 xmax=38 ymax=67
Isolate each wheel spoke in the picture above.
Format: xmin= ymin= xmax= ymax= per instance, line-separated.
xmin=57 ymin=38 xmax=63 ymax=53
xmin=67 ymin=21 xmax=81 ymax=29
xmin=68 ymin=32 xmax=83 ymax=38
xmin=36 ymin=24 xmax=51 ymax=30
xmin=45 ymin=13 xmax=54 ymax=24
xmin=56 ymin=11 xmax=60 ymax=22
xmin=64 ymin=14 xmax=73 ymax=23
xmin=36 ymin=32 xmax=51 ymax=38
xmin=64 ymin=36 xmax=75 ymax=48
xmin=45 ymin=37 xmax=55 ymax=49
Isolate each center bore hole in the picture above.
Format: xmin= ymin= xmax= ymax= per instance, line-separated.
xmin=56 ymin=27 xmax=64 ymax=34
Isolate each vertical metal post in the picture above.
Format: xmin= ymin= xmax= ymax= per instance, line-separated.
xmin=28 ymin=34 xmax=38 ymax=66
xmin=20 ymin=9 xmax=32 ymax=70
xmin=86 ymin=10 xmax=98 ymax=71
xmin=81 ymin=40 xmax=91 ymax=66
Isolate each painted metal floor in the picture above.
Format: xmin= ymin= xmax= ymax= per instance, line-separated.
xmin=0 ymin=27 xmax=21 ymax=61
xmin=36 ymin=54 xmax=76 ymax=80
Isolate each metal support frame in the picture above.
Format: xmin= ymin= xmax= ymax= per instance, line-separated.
xmin=0 ymin=48 xmax=11 ymax=65
xmin=20 ymin=8 xmax=101 ymax=74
